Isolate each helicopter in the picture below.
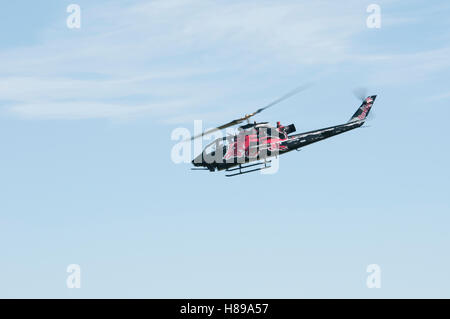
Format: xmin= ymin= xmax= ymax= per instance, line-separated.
xmin=190 ymin=85 xmax=377 ymax=177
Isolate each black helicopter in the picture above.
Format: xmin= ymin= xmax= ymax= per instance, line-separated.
xmin=191 ymin=85 xmax=377 ymax=176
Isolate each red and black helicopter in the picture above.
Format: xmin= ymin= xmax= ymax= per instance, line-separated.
xmin=191 ymin=85 xmax=377 ymax=176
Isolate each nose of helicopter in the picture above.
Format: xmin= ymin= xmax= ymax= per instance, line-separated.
xmin=192 ymin=154 xmax=204 ymax=166
xmin=191 ymin=154 xmax=216 ymax=172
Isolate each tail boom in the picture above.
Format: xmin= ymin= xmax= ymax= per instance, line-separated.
xmin=282 ymin=94 xmax=377 ymax=151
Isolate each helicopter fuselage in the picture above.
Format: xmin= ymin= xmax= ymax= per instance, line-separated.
xmin=191 ymin=120 xmax=364 ymax=172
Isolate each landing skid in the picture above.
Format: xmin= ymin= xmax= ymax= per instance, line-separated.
xmin=225 ymin=160 xmax=272 ymax=177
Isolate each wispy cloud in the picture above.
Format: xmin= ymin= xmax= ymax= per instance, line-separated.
xmin=1 ymin=0 xmax=449 ymax=120
xmin=427 ymin=91 xmax=450 ymax=102
xmin=8 ymin=100 xmax=189 ymax=120
xmin=0 ymin=0 xmax=366 ymax=120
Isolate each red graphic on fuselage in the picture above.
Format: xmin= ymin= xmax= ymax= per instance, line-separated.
xmin=223 ymin=126 xmax=288 ymax=160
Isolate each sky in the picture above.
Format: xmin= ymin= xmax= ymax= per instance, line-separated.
xmin=0 ymin=0 xmax=449 ymax=298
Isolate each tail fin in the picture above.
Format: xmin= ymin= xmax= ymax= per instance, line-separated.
xmin=348 ymin=95 xmax=377 ymax=123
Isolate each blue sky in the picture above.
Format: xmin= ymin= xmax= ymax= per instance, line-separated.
xmin=0 ymin=0 xmax=449 ymax=298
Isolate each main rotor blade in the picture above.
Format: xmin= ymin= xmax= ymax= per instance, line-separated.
xmin=250 ymin=82 xmax=312 ymax=116
xmin=189 ymin=118 xmax=244 ymax=141
xmin=189 ymin=83 xmax=311 ymax=141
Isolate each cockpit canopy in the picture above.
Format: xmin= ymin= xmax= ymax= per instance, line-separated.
xmin=202 ymin=136 xmax=229 ymax=154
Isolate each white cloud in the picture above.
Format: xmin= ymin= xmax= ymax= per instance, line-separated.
xmin=365 ymin=47 xmax=450 ymax=86
xmin=0 ymin=0 xmax=365 ymax=120
xmin=1 ymin=0 xmax=449 ymax=120
xmin=9 ymin=100 xmax=188 ymax=120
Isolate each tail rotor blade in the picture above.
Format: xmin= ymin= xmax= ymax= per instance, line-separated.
xmin=353 ymin=87 xmax=368 ymax=102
